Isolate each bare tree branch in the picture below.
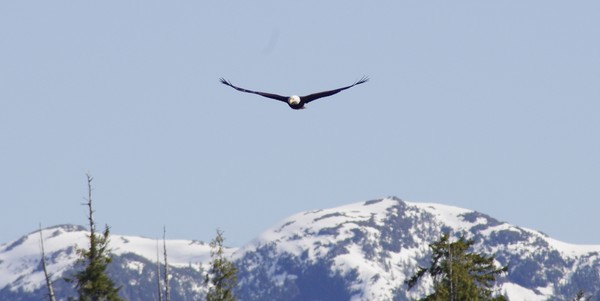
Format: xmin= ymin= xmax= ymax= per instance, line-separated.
xmin=85 ymin=173 xmax=96 ymax=253
xmin=156 ymin=240 xmax=163 ymax=301
xmin=163 ymin=226 xmax=171 ymax=301
xmin=39 ymin=224 xmax=56 ymax=301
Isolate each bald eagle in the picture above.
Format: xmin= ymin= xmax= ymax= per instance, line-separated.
xmin=219 ymin=76 xmax=369 ymax=110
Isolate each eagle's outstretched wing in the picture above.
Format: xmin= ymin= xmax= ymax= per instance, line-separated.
xmin=301 ymin=76 xmax=369 ymax=104
xmin=220 ymin=78 xmax=288 ymax=103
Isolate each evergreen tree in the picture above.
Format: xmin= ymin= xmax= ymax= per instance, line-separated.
xmin=68 ymin=174 xmax=124 ymax=301
xmin=204 ymin=229 xmax=237 ymax=301
xmin=406 ymin=233 xmax=508 ymax=301
xmin=572 ymin=289 xmax=590 ymax=301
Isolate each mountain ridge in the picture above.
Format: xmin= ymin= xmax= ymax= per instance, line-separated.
xmin=1 ymin=197 xmax=599 ymax=300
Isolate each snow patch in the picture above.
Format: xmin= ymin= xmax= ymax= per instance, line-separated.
xmin=501 ymin=283 xmax=546 ymax=301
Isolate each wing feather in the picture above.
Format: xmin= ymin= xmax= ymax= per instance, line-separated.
xmin=219 ymin=78 xmax=288 ymax=103
xmin=301 ymin=76 xmax=369 ymax=103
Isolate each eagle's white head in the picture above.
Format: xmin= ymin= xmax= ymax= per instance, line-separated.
xmin=288 ymin=95 xmax=301 ymax=105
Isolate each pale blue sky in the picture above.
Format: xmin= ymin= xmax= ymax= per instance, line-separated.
xmin=1 ymin=1 xmax=599 ymax=246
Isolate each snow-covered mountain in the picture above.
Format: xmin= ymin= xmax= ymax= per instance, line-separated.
xmin=0 ymin=224 xmax=224 ymax=301
xmin=1 ymin=197 xmax=599 ymax=300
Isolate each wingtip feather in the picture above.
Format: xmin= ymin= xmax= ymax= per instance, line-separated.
xmin=355 ymin=75 xmax=369 ymax=85
xmin=219 ymin=77 xmax=231 ymax=86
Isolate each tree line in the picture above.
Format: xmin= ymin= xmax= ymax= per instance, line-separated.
xmin=39 ymin=174 xmax=237 ymax=301
xmin=37 ymin=175 xmax=590 ymax=301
